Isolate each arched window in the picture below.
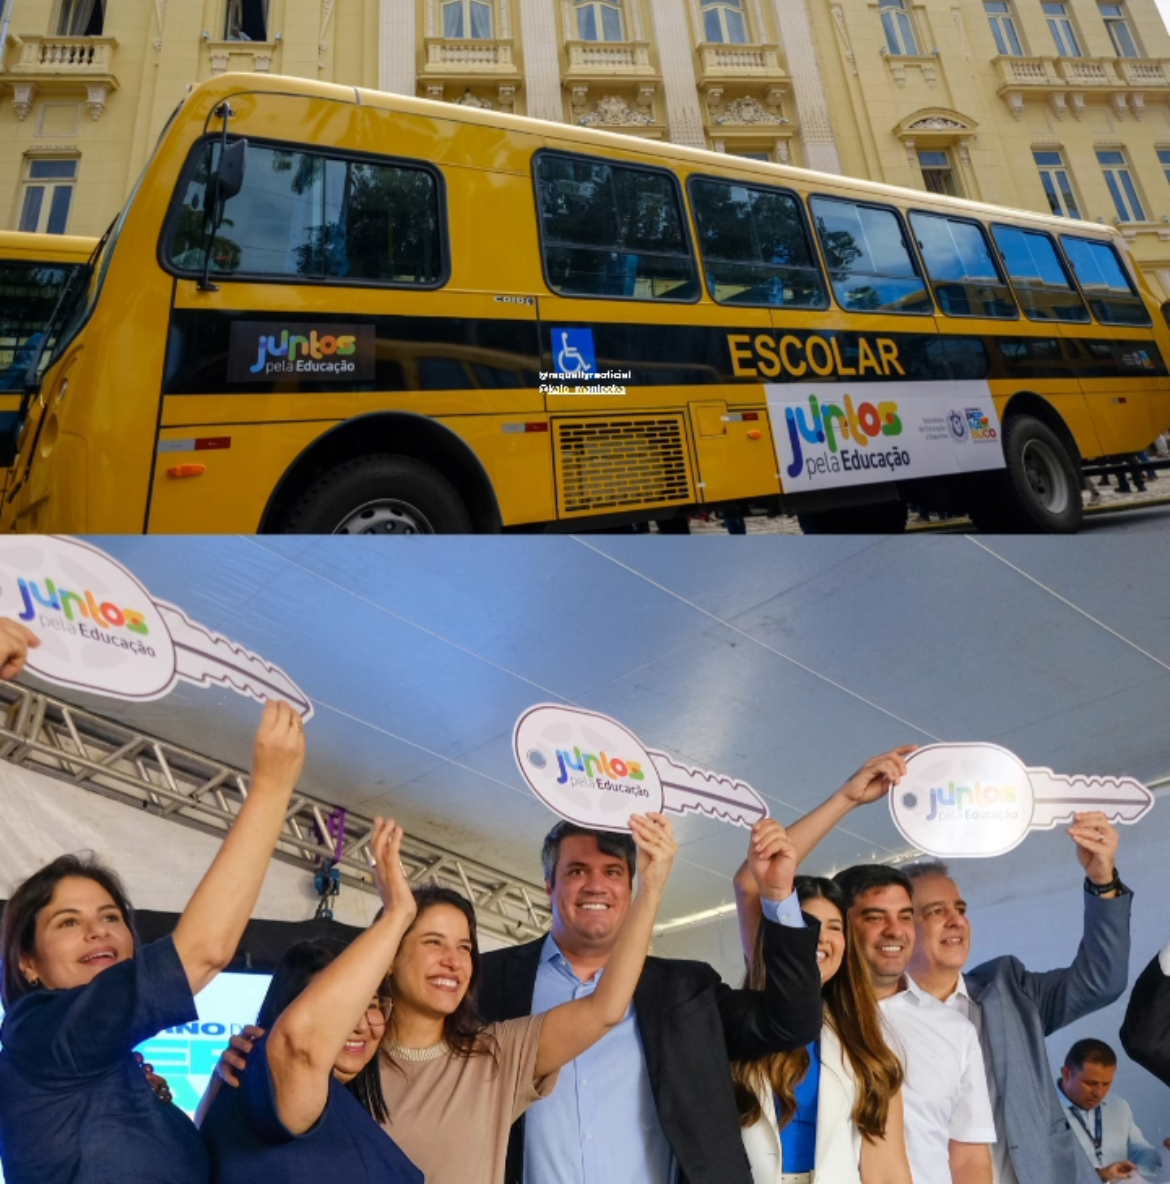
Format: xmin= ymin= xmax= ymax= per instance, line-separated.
xmin=701 ymin=0 xmax=749 ymax=43
xmin=879 ymin=0 xmax=919 ymax=55
xmin=576 ymin=0 xmax=625 ymax=41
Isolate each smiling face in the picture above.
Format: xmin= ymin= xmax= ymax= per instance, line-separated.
xmin=546 ymin=834 xmax=633 ymax=955
xmin=18 ymin=876 xmax=135 ymax=992
xmin=802 ymin=894 xmax=846 ymax=984
xmin=909 ymin=874 xmax=971 ymax=979
xmin=848 ymin=884 xmax=915 ymax=996
xmin=332 ymin=996 xmax=387 ymax=1083
xmin=390 ymin=903 xmax=475 ymax=1021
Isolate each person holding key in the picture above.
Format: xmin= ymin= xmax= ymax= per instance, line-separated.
xmin=903 ymin=813 xmax=1132 ymax=1184
xmin=476 ymin=817 xmax=823 ymax=1184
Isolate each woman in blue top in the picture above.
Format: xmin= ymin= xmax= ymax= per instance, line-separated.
xmin=0 ymin=618 xmax=307 ymax=1184
xmin=197 ymin=820 xmax=423 ymax=1184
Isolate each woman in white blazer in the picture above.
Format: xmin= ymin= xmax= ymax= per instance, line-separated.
xmin=733 ymin=872 xmax=912 ymax=1184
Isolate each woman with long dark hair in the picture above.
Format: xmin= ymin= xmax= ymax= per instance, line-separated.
xmin=197 ymin=824 xmax=423 ymax=1184
xmin=733 ymin=859 xmax=911 ymax=1184
xmin=209 ymin=810 xmax=678 ymax=1184
xmin=0 ymin=695 xmax=306 ymax=1184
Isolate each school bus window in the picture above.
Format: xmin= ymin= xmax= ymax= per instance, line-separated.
xmin=909 ymin=212 xmax=1017 ymax=320
xmin=687 ymin=177 xmax=828 ymax=309
xmin=809 ymin=196 xmax=933 ymax=315
xmin=534 ymin=153 xmax=699 ymax=301
xmin=0 ymin=263 xmax=76 ymax=391
xmin=167 ymin=141 xmax=443 ymax=285
xmin=990 ymin=224 xmax=1089 ymax=322
xmin=1059 ymin=236 xmax=1151 ymax=326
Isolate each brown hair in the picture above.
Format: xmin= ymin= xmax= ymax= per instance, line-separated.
xmin=1 ymin=853 xmax=137 ymax=1009
xmin=732 ymin=876 xmax=903 ymax=1142
xmin=385 ymin=885 xmax=497 ymax=1064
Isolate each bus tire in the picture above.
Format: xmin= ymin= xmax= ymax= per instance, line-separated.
xmin=280 ymin=455 xmax=473 ymax=535
xmin=970 ymin=414 xmax=1083 ymax=534
xmin=797 ymin=501 xmax=908 ymax=535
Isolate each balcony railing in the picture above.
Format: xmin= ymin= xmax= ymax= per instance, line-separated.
xmin=994 ymin=55 xmax=1059 ymax=86
xmin=566 ymin=39 xmax=654 ymax=72
xmin=1119 ymin=58 xmax=1170 ymax=86
xmin=697 ymin=42 xmax=782 ymax=79
xmin=5 ymin=35 xmax=117 ymax=76
xmin=422 ymin=38 xmax=517 ymax=72
xmin=1055 ymin=56 xmax=1118 ymax=85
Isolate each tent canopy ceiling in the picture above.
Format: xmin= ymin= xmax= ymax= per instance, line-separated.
xmin=11 ymin=535 xmax=1170 ymax=925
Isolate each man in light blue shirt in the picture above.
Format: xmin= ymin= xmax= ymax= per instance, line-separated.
xmin=1059 ymin=1038 xmax=1162 ymax=1182
xmin=478 ymin=818 xmax=823 ymax=1184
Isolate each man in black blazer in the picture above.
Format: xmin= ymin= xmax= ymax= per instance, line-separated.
xmin=478 ymin=818 xmax=822 ymax=1184
xmin=1120 ymin=941 xmax=1170 ymax=1087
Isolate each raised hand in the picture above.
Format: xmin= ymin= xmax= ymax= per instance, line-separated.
xmin=748 ymin=818 xmax=799 ymax=901
xmin=1067 ymin=811 xmax=1119 ymax=886
xmin=215 ymin=1025 xmax=264 ymax=1089
xmin=251 ymin=699 xmax=306 ymax=796
xmin=0 ymin=618 xmax=39 ymax=681
xmin=630 ymin=813 xmax=677 ymax=895
xmin=369 ymin=817 xmax=418 ymax=925
xmin=837 ymin=746 xmax=917 ymax=807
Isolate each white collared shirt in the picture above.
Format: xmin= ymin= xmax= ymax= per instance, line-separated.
xmin=941 ymin=976 xmax=1019 ymax=1184
xmin=880 ymin=976 xmax=997 ymax=1184
xmin=1060 ymin=1086 xmax=1163 ymax=1180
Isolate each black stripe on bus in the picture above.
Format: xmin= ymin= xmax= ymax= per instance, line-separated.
xmin=161 ymin=309 xmax=1165 ymax=395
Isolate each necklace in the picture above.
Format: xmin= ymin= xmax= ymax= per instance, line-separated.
xmin=385 ymin=1039 xmax=450 ymax=1062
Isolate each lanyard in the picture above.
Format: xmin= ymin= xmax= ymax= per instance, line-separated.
xmin=1068 ymin=1104 xmax=1104 ymax=1164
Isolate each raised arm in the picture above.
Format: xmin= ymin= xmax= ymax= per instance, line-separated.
xmin=1015 ymin=815 xmax=1131 ymax=1033
xmin=268 ymin=819 xmax=418 ymax=1135
xmin=172 ymin=700 xmax=305 ymax=994
xmin=733 ymin=748 xmax=915 ymax=961
xmin=0 ymin=617 xmax=39 ymax=680
xmin=533 ymin=813 xmax=676 ymax=1080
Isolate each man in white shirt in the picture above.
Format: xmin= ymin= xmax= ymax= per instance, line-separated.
xmin=1058 ymin=1038 xmax=1162 ymax=1181
xmin=834 ymin=863 xmax=996 ymax=1184
xmin=904 ymin=825 xmax=1131 ymax=1184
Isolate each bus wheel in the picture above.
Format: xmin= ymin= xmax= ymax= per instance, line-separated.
xmin=281 ymin=455 xmax=473 ymax=535
xmin=796 ymin=501 xmax=908 ymax=534
xmin=970 ymin=415 xmax=1083 ymax=534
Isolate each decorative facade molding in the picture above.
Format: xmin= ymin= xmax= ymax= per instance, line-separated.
xmin=775 ymin=0 xmax=841 ymax=171
xmin=829 ymin=4 xmax=857 ymax=75
xmin=579 ymin=94 xmax=656 ymax=124
xmin=320 ymin=0 xmax=336 ymax=63
xmin=647 ymin=0 xmax=706 ymax=147
xmin=85 ymin=82 xmax=110 ymax=119
xmin=518 ymin=0 xmax=563 ymax=119
xmin=11 ymin=82 xmax=37 ymax=121
xmin=716 ymin=94 xmax=784 ymax=123
xmin=951 ymin=7 xmax=970 ymax=61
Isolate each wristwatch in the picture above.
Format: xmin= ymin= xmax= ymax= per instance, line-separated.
xmin=1084 ymin=870 xmax=1127 ymax=897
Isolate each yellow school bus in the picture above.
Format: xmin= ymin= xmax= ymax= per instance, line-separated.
xmin=3 ymin=74 xmax=1169 ymax=534
xmin=0 ymin=231 xmax=96 ymax=484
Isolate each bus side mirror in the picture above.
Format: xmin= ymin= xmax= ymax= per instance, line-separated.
xmin=217 ymin=139 xmax=248 ymax=203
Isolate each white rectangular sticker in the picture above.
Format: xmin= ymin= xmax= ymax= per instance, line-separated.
xmin=768 ymin=380 xmax=1005 ymax=491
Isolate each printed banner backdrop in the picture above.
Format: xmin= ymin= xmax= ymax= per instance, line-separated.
xmin=889 ymin=742 xmax=1155 ymax=857
xmin=0 ymin=537 xmax=312 ymax=716
xmin=514 ymin=704 xmax=769 ymax=832
xmin=768 ymin=380 xmax=1005 ymax=491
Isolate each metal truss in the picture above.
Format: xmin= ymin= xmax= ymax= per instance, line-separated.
xmin=0 ymin=682 xmax=552 ymax=944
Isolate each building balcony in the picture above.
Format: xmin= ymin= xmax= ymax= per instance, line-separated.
xmin=994 ymin=53 xmax=1170 ymax=119
xmin=1 ymin=35 xmax=119 ymax=119
xmin=564 ymin=39 xmax=657 ymax=82
xmin=421 ymin=37 xmax=520 ymax=79
xmin=205 ymin=41 xmax=279 ymax=76
xmin=697 ymin=42 xmax=782 ymax=82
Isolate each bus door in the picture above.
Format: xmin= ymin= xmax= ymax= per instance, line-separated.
xmin=1058 ymin=234 xmax=1162 ymax=459
xmin=148 ymin=89 xmax=545 ymax=531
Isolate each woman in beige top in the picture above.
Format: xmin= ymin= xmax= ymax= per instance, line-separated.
xmin=373 ymin=809 xmax=677 ymax=1184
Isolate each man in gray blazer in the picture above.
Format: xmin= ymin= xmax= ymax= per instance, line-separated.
xmin=904 ymin=812 xmax=1132 ymax=1184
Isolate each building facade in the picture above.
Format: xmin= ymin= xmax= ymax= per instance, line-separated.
xmin=4 ymin=0 xmax=1170 ymax=290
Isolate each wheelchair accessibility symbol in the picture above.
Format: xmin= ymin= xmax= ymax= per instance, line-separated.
xmin=553 ymin=328 xmax=596 ymax=377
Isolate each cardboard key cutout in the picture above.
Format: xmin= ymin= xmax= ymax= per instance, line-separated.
xmin=890 ymin=742 xmax=1153 ymax=858
xmin=0 ymin=537 xmax=313 ymax=718
xmin=514 ymin=704 xmax=768 ymax=831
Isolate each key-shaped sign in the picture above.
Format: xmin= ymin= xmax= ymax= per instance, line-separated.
xmin=890 ymin=742 xmax=1153 ymax=858
xmin=0 ymin=536 xmax=312 ymax=718
xmin=514 ymin=704 xmax=768 ymax=831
